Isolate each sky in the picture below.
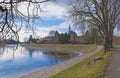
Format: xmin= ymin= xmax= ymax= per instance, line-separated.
xmin=17 ymin=0 xmax=77 ymax=42
xmin=16 ymin=0 xmax=120 ymax=42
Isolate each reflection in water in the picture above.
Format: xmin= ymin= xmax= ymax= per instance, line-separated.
xmin=0 ymin=45 xmax=75 ymax=78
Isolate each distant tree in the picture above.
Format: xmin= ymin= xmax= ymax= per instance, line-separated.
xmin=83 ymin=28 xmax=102 ymax=44
xmin=24 ymin=37 xmax=28 ymax=42
xmin=32 ymin=38 xmax=39 ymax=43
xmin=83 ymin=30 xmax=91 ymax=44
xmin=6 ymin=39 xmax=20 ymax=44
xmin=28 ymin=35 xmax=33 ymax=44
xmin=48 ymin=30 xmax=56 ymax=37
xmin=59 ymin=33 xmax=70 ymax=44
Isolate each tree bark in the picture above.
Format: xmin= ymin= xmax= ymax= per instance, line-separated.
xmin=109 ymin=35 xmax=113 ymax=48
xmin=104 ymin=36 xmax=111 ymax=53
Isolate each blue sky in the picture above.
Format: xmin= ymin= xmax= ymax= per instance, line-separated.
xmin=18 ymin=1 xmax=78 ymax=42
xmin=35 ymin=18 xmax=66 ymax=27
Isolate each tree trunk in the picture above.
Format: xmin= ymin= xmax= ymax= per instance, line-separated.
xmin=110 ymin=31 xmax=113 ymax=48
xmin=104 ymin=29 xmax=114 ymax=53
xmin=110 ymin=38 xmax=113 ymax=48
xmin=104 ymin=37 xmax=111 ymax=53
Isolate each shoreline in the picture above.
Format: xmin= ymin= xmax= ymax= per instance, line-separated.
xmin=20 ymin=46 xmax=102 ymax=78
xmin=22 ymin=44 xmax=87 ymax=55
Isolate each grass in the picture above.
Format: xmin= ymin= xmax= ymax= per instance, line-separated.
xmin=43 ymin=51 xmax=74 ymax=55
xmin=50 ymin=49 xmax=112 ymax=78
xmin=24 ymin=44 xmax=97 ymax=53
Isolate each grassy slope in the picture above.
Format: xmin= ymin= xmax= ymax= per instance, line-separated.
xmin=50 ymin=49 xmax=112 ymax=78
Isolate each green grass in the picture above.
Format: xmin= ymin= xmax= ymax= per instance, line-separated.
xmin=50 ymin=49 xmax=112 ymax=78
xmin=24 ymin=44 xmax=97 ymax=53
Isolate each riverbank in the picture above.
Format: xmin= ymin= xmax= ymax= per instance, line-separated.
xmin=22 ymin=44 xmax=97 ymax=53
xmin=51 ymin=47 xmax=112 ymax=78
xmin=20 ymin=45 xmax=102 ymax=78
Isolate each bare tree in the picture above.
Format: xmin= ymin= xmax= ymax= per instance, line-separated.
xmin=69 ymin=0 xmax=120 ymax=53
xmin=83 ymin=28 xmax=102 ymax=44
xmin=0 ymin=0 xmax=54 ymax=41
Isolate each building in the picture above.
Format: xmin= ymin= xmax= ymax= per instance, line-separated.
xmin=68 ymin=25 xmax=79 ymax=42
xmin=37 ymin=31 xmax=59 ymax=44
xmin=113 ymin=36 xmax=120 ymax=45
xmin=54 ymin=31 xmax=59 ymax=42
xmin=37 ymin=25 xmax=81 ymax=44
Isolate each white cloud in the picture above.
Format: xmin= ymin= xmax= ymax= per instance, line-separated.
xmin=40 ymin=2 xmax=67 ymax=19
xmin=17 ymin=2 xmax=68 ymax=20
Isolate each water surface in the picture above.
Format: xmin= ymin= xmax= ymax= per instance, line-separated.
xmin=0 ymin=45 xmax=76 ymax=78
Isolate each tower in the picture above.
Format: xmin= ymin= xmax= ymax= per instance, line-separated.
xmin=68 ymin=24 xmax=71 ymax=34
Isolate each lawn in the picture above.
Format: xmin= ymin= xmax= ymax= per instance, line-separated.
xmin=50 ymin=49 xmax=112 ymax=78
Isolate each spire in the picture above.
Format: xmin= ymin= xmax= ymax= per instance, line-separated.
xmin=68 ymin=24 xmax=71 ymax=34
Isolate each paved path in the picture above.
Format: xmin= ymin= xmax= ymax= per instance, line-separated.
xmin=104 ymin=46 xmax=120 ymax=78
xmin=20 ymin=46 xmax=103 ymax=78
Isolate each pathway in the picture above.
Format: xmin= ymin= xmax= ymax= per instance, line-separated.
xmin=104 ymin=46 xmax=120 ymax=78
xmin=20 ymin=46 xmax=103 ymax=78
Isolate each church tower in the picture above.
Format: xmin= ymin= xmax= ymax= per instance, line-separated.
xmin=68 ymin=24 xmax=71 ymax=34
